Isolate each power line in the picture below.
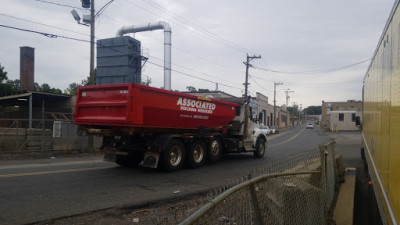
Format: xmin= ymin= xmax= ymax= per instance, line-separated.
xmin=1 ymin=18 xmax=244 ymax=90
xmin=250 ymin=74 xmax=361 ymax=88
xmin=33 ymin=0 xmax=83 ymax=10
xmin=0 ymin=24 xmax=89 ymax=42
xmin=149 ymin=55 xmax=243 ymax=88
xmin=139 ymin=0 xmax=254 ymax=54
xmin=124 ymin=0 xmax=254 ymax=55
xmin=95 ymin=0 xmax=115 ymax=18
xmin=146 ymin=60 xmax=242 ymax=90
xmin=0 ymin=23 xmax=240 ymax=90
xmin=77 ymin=1 xmax=247 ymax=80
xmin=253 ymin=58 xmax=371 ymax=74
xmin=0 ymin=13 xmax=90 ymax=38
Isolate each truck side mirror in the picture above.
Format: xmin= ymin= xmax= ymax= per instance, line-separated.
xmin=355 ymin=116 xmax=361 ymax=127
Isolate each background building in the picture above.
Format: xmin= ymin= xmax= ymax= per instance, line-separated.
xmin=321 ymin=100 xmax=362 ymax=131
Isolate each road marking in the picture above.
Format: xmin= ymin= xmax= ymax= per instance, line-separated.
xmin=0 ymin=165 xmax=116 ymax=178
xmin=0 ymin=159 xmax=105 ymax=170
xmin=269 ymin=128 xmax=305 ymax=147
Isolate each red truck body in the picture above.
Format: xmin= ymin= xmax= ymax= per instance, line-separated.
xmin=74 ymin=83 xmax=266 ymax=171
xmin=74 ymin=83 xmax=238 ymax=130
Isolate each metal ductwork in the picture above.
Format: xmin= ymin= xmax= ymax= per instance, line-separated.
xmin=116 ymin=21 xmax=172 ymax=90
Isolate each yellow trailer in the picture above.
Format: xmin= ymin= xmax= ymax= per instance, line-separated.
xmin=362 ymin=1 xmax=400 ymax=224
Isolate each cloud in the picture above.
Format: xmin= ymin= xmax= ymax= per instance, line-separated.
xmin=0 ymin=0 xmax=395 ymax=108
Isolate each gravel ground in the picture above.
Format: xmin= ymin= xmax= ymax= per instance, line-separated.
xmin=32 ymin=193 xmax=210 ymax=225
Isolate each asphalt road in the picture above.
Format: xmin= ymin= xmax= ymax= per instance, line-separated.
xmin=0 ymin=126 xmax=356 ymax=225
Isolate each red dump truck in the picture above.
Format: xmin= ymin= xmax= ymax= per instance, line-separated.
xmin=74 ymin=83 xmax=267 ymax=171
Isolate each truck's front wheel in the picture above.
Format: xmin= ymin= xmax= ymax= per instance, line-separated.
xmin=162 ymin=139 xmax=185 ymax=172
xmin=254 ymin=138 xmax=266 ymax=158
xmin=187 ymin=140 xmax=207 ymax=168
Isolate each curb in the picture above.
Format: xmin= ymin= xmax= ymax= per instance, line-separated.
xmin=333 ymin=167 xmax=356 ymax=225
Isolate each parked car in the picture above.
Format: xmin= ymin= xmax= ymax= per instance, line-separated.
xmin=269 ymin=126 xmax=279 ymax=134
xmin=306 ymin=123 xmax=314 ymax=129
xmin=254 ymin=124 xmax=271 ymax=138
xmin=260 ymin=125 xmax=271 ymax=135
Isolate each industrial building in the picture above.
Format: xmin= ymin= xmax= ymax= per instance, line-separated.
xmin=321 ymin=100 xmax=362 ymax=131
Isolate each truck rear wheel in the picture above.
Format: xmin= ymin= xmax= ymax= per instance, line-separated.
xmin=254 ymin=138 xmax=266 ymax=158
xmin=187 ymin=140 xmax=207 ymax=168
xmin=162 ymin=139 xmax=185 ymax=172
xmin=208 ymin=137 xmax=222 ymax=162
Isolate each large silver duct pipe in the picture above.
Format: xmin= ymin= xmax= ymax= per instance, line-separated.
xmin=116 ymin=21 xmax=172 ymax=90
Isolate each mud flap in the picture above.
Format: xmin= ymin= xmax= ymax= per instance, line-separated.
xmin=140 ymin=152 xmax=160 ymax=168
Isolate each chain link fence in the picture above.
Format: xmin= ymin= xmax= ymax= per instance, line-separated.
xmin=126 ymin=139 xmax=337 ymax=225
xmin=0 ymin=118 xmax=101 ymax=157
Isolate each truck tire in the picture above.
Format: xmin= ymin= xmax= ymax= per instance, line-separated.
xmin=208 ymin=137 xmax=222 ymax=162
xmin=254 ymin=138 xmax=266 ymax=158
xmin=187 ymin=140 xmax=207 ymax=168
xmin=162 ymin=139 xmax=185 ymax=172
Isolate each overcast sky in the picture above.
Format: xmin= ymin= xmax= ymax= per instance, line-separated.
xmin=0 ymin=0 xmax=395 ymax=108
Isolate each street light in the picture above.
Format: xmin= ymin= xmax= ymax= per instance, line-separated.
xmin=70 ymin=2 xmax=95 ymax=85
xmin=70 ymin=9 xmax=89 ymax=26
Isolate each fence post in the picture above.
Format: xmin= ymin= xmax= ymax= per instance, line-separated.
xmin=16 ymin=120 xmax=19 ymax=151
xmin=319 ymin=143 xmax=328 ymax=214
xmin=247 ymin=174 xmax=264 ymax=225
xmin=326 ymin=139 xmax=336 ymax=211
xmin=41 ymin=100 xmax=45 ymax=151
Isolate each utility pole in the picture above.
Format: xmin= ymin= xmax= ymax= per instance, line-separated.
xmin=273 ymin=82 xmax=283 ymax=126
xmin=292 ymin=102 xmax=297 ymax=127
xmin=243 ymin=54 xmax=261 ymax=101
xmin=299 ymin=104 xmax=302 ymax=125
xmin=243 ymin=54 xmax=261 ymax=139
xmin=283 ymin=89 xmax=295 ymax=109
xmin=89 ymin=0 xmax=95 ymax=85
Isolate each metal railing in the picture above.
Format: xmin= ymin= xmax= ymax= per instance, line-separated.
xmin=178 ymin=139 xmax=336 ymax=225
xmin=126 ymin=139 xmax=337 ymax=225
xmin=179 ymin=171 xmax=321 ymax=225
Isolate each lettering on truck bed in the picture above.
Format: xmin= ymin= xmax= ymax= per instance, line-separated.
xmin=176 ymin=97 xmax=216 ymax=114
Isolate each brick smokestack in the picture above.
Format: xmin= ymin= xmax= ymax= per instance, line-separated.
xmin=20 ymin=46 xmax=35 ymax=91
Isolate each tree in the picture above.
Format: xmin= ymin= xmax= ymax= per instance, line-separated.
xmin=86 ymin=68 xmax=96 ymax=85
xmin=198 ymin=88 xmax=210 ymax=93
xmin=304 ymin=106 xmax=321 ymax=115
xmin=186 ymin=86 xmax=197 ymax=92
xmin=0 ymin=63 xmax=7 ymax=83
xmin=5 ymin=79 xmax=19 ymax=92
xmin=40 ymin=83 xmax=51 ymax=92
xmin=287 ymin=106 xmax=294 ymax=114
xmin=64 ymin=82 xmax=80 ymax=95
xmin=32 ymin=83 xmax=62 ymax=94
xmin=0 ymin=63 xmax=11 ymax=95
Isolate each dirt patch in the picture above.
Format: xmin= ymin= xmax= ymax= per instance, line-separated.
xmin=33 ymin=193 xmax=210 ymax=225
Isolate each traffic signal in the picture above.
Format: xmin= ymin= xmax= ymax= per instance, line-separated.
xmin=82 ymin=0 xmax=90 ymax=8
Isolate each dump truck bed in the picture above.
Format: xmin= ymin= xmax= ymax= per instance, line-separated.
xmin=74 ymin=83 xmax=238 ymax=130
